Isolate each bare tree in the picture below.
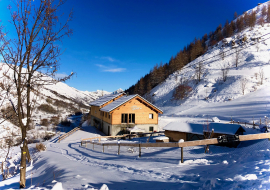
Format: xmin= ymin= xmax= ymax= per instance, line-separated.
xmin=220 ymin=48 xmax=225 ymax=60
xmin=0 ymin=0 xmax=73 ymax=187
xmin=259 ymin=68 xmax=264 ymax=85
xmin=241 ymin=78 xmax=248 ymax=95
xmin=195 ymin=61 xmax=204 ymax=83
xmin=235 ymin=48 xmax=240 ymax=67
xmin=256 ymin=43 xmax=260 ymax=52
xmin=221 ymin=64 xmax=230 ymax=82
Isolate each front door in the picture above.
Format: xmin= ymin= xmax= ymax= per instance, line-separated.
xmin=108 ymin=126 xmax=110 ymax=136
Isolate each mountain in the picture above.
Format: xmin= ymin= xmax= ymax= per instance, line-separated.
xmin=150 ymin=2 xmax=270 ymax=125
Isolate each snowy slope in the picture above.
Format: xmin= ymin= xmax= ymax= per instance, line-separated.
xmin=151 ymin=3 xmax=270 ymax=125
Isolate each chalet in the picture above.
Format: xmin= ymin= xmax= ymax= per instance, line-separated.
xmin=164 ymin=122 xmax=246 ymax=147
xmin=89 ymin=93 xmax=163 ymax=136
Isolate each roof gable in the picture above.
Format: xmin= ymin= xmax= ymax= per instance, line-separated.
xmin=100 ymin=94 xmax=163 ymax=113
xmin=89 ymin=92 xmax=125 ymax=107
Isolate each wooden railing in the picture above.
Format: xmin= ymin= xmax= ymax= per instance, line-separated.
xmin=58 ymin=126 xmax=81 ymax=142
xmin=81 ymin=133 xmax=270 ymax=162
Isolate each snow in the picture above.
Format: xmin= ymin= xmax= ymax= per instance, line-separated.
xmin=2 ymin=2 xmax=270 ymax=190
xmin=153 ymin=136 xmax=169 ymax=140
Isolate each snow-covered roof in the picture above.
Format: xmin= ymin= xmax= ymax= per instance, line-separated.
xmin=100 ymin=94 xmax=163 ymax=113
xmin=89 ymin=92 xmax=125 ymax=107
xmin=164 ymin=122 xmax=245 ymax=135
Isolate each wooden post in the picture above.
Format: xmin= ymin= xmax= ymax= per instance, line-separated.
xmin=103 ymin=144 xmax=104 ymax=153
xmin=118 ymin=144 xmax=120 ymax=155
xmin=245 ymin=122 xmax=246 ymax=127
xmin=59 ymin=136 xmax=60 ymax=143
xmin=81 ymin=141 xmax=82 ymax=147
xmin=139 ymin=144 xmax=141 ymax=157
xmin=181 ymin=147 xmax=184 ymax=163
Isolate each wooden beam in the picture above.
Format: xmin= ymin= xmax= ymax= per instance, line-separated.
xmin=239 ymin=133 xmax=270 ymax=141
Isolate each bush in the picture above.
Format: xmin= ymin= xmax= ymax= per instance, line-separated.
xmin=35 ymin=143 xmax=46 ymax=152
xmin=75 ymin=111 xmax=82 ymax=116
xmin=54 ymin=99 xmax=66 ymax=108
xmin=50 ymin=116 xmax=59 ymax=125
xmin=37 ymin=104 xmax=57 ymax=114
xmin=40 ymin=118 xmax=49 ymax=126
xmin=60 ymin=118 xmax=72 ymax=127
xmin=46 ymin=98 xmax=53 ymax=104
xmin=43 ymin=132 xmax=55 ymax=141
xmin=173 ymin=84 xmax=192 ymax=100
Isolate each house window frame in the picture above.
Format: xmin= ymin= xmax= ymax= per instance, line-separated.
xmin=129 ymin=113 xmax=135 ymax=123
xmin=121 ymin=113 xmax=128 ymax=123
xmin=149 ymin=113 xmax=154 ymax=119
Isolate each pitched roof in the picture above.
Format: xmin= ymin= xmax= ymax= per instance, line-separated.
xmin=100 ymin=94 xmax=163 ymax=113
xmin=164 ymin=122 xmax=245 ymax=135
xmin=89 ymin=92 xmax=124 ymax=107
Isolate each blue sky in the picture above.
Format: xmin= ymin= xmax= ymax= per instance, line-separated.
xmin=0 ymin=0 xmax=264 ymax=92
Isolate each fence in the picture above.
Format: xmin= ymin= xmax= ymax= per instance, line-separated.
xmin=58 ymin=126 xmax=81 ymax=142
xmin=81 ymin=133 xmax=270 ymax=163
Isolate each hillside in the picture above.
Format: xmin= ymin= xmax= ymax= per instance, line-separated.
xmin=149 ymin=3 xmax=270 ymax=125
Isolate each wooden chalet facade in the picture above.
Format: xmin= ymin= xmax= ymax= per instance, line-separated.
xmin=89 ymin=93 xmax=163 ymax=136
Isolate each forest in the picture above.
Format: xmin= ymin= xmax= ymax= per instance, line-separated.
xmin=125 ymin=4 xmax=270 ymax=99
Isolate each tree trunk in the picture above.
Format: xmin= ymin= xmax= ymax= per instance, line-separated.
xmin=19 ymin=129 xmax=27 ymax=188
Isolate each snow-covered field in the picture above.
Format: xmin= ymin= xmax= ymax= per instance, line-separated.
xmin=1 ymin=122 xmax=270 ymax=190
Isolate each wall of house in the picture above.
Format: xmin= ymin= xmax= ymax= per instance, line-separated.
xmin=90 ymin=106 xmax=111 ymax=124
xmin=110 ymin=124 xmax=158 ymax=136
xmin=164 ymin=131 xmax=187 ymax=142
xmin=111 ymin=97 xmax=159 ymax=125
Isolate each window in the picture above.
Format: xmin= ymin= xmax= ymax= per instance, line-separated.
xmin=149 ymin=126 xmax=154 ymax=132
xmin=109 ymin=114 xmax=110 ymax=119
xmin=149 ymin=113 xmax=154 ymax=119
xmin=121 ymin=114 xmax=128 ymax=123
xmin=129 ymin=114 xmax=135 ymax=123
xmin=100 ymin=111 xmax=102 ymax=116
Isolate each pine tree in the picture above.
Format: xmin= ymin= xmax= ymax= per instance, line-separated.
xmin=234 ymin=12 xmax=238 ymax=19
xmin=138 ymin=77 xmax=145 ymax=96
xmin=262 ymin=5 xmax=267 ymax=17
xmin=258 ymin=17 xmax=265 ymax=26
xmin=267 ymin=3 xmax=270 ymax=22
xmin=249 ymin=10 xmax=256 ymax=28
xmin=236 ymin=17 xmax=244 ymax=32
xmin=230 ymin=20 xmax=236 ymax=32
xmin=243 ymin=12 xmax=250 ymax=28
xmin=223 ymin=20 xmax=229 ymax=37
xmin=227 ymin=22 xmax=234 ymax=37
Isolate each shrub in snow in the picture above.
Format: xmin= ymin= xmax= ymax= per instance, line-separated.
xmin=38 ymin=104 xmax=57 ymax=114
xmin=50 ymin=116 xmax=60 ymax=126
xmin=60 ymin=118 xmax=72 ymax=127
xmin=173 ymin=84 xmax=192 ymax=100
xmin=35 ymin=143 xmax=46 ymax=152
xmin=40 ymin=118 xmax=49 ymax=126
xmin=46 ymin=98 xmax=53 ymax=104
